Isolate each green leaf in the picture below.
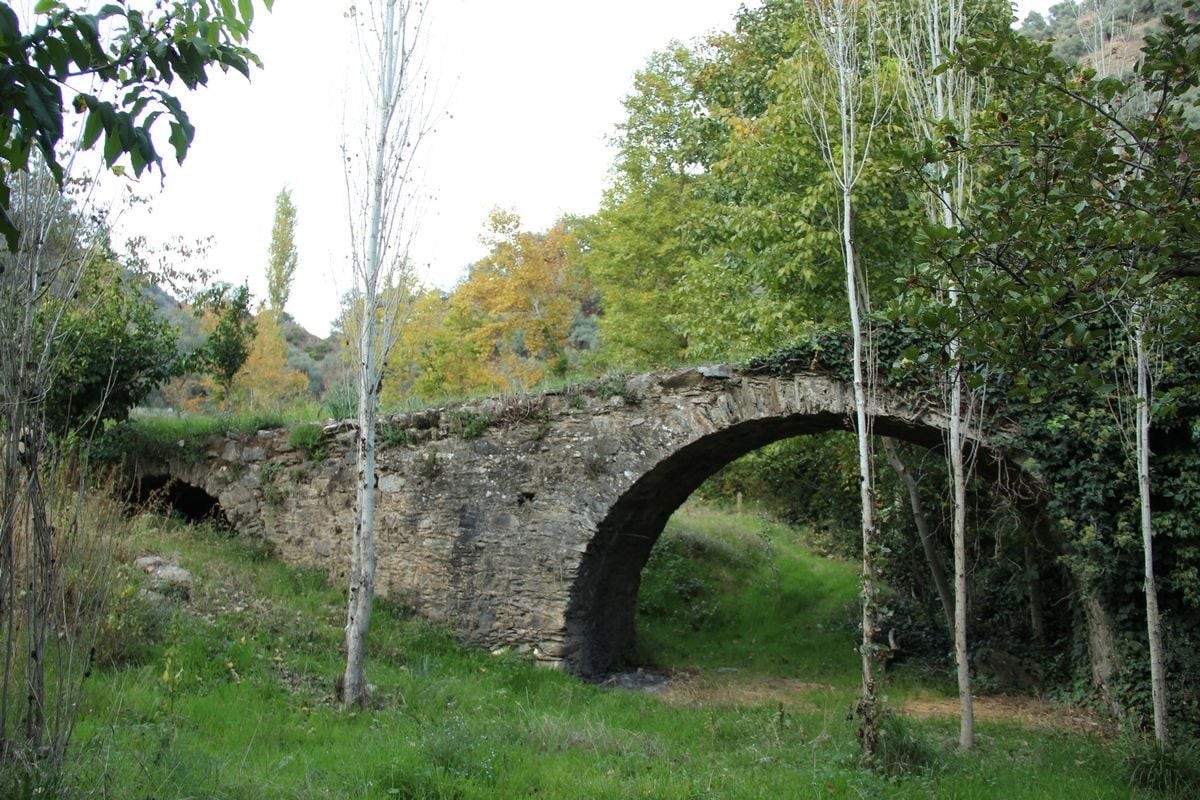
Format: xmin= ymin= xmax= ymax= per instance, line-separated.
xmin=168 ymin=120 xmax=193 ymax=163
xmin=102 ymin=125 xmax=122 ymax=167
xmin=238 ymin=0 xmax=255 ymax=27
xmin=81 ymin=106 xmax=104 ymax=149
xmin=0 ymin=202 xmax=17 ymax=252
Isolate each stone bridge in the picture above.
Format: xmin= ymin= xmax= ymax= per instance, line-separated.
xmin=135 ymin=365 xmax=1017 ymax=676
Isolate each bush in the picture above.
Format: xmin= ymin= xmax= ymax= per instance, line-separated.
xmin=93 ymin=566 xmax=172 ymax=668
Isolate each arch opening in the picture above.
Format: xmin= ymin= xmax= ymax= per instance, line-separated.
xmin=130 ymin=474 xmax=231 ymax=528
xmin=563 ymin=412 xmax=987 ymax=677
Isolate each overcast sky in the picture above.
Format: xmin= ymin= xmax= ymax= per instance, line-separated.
xmin=108 ymin=0 xmax=1053 ymax=337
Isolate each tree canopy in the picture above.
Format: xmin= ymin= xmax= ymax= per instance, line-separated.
xmin=0 ymin=0 xmax=273 ymax=248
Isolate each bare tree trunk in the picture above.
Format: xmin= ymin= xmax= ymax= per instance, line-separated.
xmin=342 ymin=301 xmax=379 ymax=707
xmin=948 ymin=355 xmax=973 ymax=748
xmin=796 ymin=0 xmax=888 ymax=758
xmin=1134 ymin=314 xmax=1169 ymax=746
xmin=843 ymin=186 xmax=880 ymax=758
xmin=891 ymin=0 xmax=978 ymax=749
xmin=882 ymin=439 xmax=954 ymax=633
xmin=341 ymin=0 xmax=432 ymax=708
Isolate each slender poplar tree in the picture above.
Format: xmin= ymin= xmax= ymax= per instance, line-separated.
xmin=795 ymin=0 xmax=889 ymax=758
xmin=891 ymin=0 xmax=980 ymax=750
xmin=340 ymin=0 xmax=434 ymax=708
xmin=266 ymin=187 xmax=299 ymax=315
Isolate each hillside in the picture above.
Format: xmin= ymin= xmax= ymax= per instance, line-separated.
xmin=1021 ymin=0 xmax=1198 ymax=71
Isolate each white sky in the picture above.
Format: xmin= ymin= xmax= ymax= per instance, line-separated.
xmin=108 ymin=0 xmax=1053 ymax=337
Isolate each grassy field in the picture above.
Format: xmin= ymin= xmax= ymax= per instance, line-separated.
xmin=47 ymin=504 xmax=1168 ymax=798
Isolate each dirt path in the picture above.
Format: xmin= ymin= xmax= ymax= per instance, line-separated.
xmin=898 ymin=694 xmax=1105 ymax=734
xmin=609 ymin=669 xmax=1105 ymax=735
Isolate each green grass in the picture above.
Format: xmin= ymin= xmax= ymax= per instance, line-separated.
xmin=59 ymin=507 xmax=1147 ymax=799
xmin=634 ymin=502 xmax=864 ymax=684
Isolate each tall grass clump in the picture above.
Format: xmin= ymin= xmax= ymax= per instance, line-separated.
xmin=1 ymin=462 xmax=124 ymax=795
xmin=1122 ymin=735 xmax=1200 ymax=798
xmin=872 ymin=712 xmax=943 ymax=778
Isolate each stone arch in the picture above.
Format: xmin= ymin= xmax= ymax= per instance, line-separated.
xmin=562 ymin=407 xmax=986 ymax=677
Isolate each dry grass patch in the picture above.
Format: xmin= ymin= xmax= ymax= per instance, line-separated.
xmin=659 ymin=669 xmax=837 ymax=708
xmin=897 ymin=694 xmax=1106 ymax=734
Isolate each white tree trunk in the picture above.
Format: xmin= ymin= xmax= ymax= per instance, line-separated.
xmin=795 ymin=0 xmax=887 ymax=757
xmin=844 ymin=184 xmax=880 ymax=752
xmin=892 ymin=0 xmax=977 ymax=749
xmin=1134 ymin=314 xmax=1169 ymax=746
xmin=341 ymin=0 xmax=430 ymax=708
xmin=948 ymin=348 xmax=974 ymax=749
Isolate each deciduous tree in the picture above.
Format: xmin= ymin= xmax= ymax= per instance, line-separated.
xmin=0 ymin=0 xmax=273 ymax=248
xmin=231 ymin=308 xmax=309 ymax=410
xmin=0 ymin=2 xmax=271 ymax=772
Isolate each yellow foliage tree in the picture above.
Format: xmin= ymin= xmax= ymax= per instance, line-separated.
xmin=381 ymin=289 xmax=500 ymax=406
xmin=450 ymin=210 xmax=589 ymax=391
xmin=230 ymin=309 xmax=310 ymax=411
xmin=377 ymin=213 xmax=591 ymax=405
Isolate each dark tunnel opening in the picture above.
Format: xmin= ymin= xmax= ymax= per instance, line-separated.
xmin=130 ymin=474 xmax=231 ymax=528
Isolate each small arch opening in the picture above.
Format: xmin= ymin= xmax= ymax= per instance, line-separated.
xmin=130 ymin=474 xmax=231 ymax=528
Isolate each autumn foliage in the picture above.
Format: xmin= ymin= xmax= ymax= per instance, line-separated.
xmin=381 ymin=210 xmax=593 ymax=403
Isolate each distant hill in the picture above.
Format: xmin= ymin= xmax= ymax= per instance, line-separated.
xmin=1020 ymin=0 xmax=1196 ymax=69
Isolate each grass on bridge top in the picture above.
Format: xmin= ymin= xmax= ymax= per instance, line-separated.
xmin=54 ymin=502 xmax=1153 ymax=800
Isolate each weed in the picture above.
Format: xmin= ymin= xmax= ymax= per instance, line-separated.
xmin=288 ymin=422 xmax=327 ymax=461
xmin=379 ymin=422 xmax=411 ymax=448
xmin=596 ymin=374 xmax=638 ymax=404
xmin=451 ymin=410 xmax=490 ymax=440
xmin=263 ymin=483 xmax=285 ymax=507
xmin=872 ymin=711 xmax=942 ymax=777
xmin=261 ymin=461 xmax=282 ymax=484
xmin=94 ymin=567 xmax=172 ymax=668
xmin=323 ymin=383 xmax=357 ymax=421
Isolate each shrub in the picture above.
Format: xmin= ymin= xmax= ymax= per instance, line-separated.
xmin=452 ymin=410 xmax=490 ymax=440
xmin=93 ymin=567 xmax=172 ymax=668
xmin=378 ymin=423 xmax=411 ymax=448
